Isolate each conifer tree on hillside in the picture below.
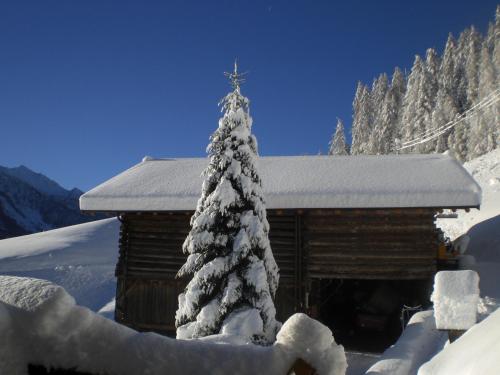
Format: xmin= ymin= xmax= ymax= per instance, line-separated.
xmin=371 ymin=68 xmax=406 ymax=154
xmin=367 ymin=74 xmax=389 ymax=154
xmin=329 ymin=118 xmax=349 ymax=155
xmin=351 ymin=82 xmax=372 ymax=155
xmin=454 ymin=28 xmax=471 ymax=113
xmin=400 ymin=55 xmax=425 ymax=151
xmin=338 ymin=6 xmax=499 ymax=160
xmin=175 ymin=63 xmax=280 ymax=344
xmin=469 ymin=41 xmax=498 ymax=157
xmin=389 ymin=67 xmax=407 ymax=142
xmin=431 ymin=34 xmax=460 ymax=153
xmin=416 ymin=48 xmax=441 ymax=153
xmin=464 ymin=27 xmax=483 ymax=106
xmin=494 ymin=6 xmax=500 ymax=73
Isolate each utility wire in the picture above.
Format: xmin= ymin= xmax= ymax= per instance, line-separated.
xmin=397 ymin=89 xmax=500 ymax=151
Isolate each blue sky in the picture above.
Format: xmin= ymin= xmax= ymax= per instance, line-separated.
xmin=0 ymin=1 xmax=497 ymax=191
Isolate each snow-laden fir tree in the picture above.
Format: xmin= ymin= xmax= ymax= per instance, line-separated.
xmin=400 ymin=54 xmax=425 ymax=151
xmin=431 ymin=34 xmax=460 ymax=153
xmin=351 ymin=82 xmax=372 ymax=155
xmin=371 ymin=68 xmax=406 ymax=154
xmin=469 ymin=38 xmax=498 ymax=157
xmin=175 ymin=62 xmax=280 ymax=344
xmin=328 ymin=118 xmax=349 ymax=155
xmin=416 ymin=48 xmax=441 ymax=153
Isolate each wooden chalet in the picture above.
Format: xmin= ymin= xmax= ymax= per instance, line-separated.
xmin=80 ymin=154 xmax=480 ymax=349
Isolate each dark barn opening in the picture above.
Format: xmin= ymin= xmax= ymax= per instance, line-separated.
xmin=310 ymin=278 xmax=432 ymax=352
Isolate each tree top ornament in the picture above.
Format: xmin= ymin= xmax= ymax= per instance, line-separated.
xmin=224 ymin=59 xmax=247 ymax=91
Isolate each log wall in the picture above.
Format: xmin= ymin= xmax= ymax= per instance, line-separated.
xmin=115 ymin=208 xmax=439 ymax=334
xmin=302 ymin=209 xmax=439 ymax=280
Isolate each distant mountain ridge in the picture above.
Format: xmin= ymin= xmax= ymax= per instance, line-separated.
xmin=0 ymin=165 xmax=100 ymax=239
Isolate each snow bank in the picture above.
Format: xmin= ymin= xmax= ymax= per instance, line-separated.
xmin=276 ymin=313 xmax=347 ymax=375
xmin=80 ymin=154 xmax=480 ymax=211
xmin=438 ymin=148 xmax=500 ymax=241
xmin=366 ymin=311 xmax=447 ymax=375
xmin=0 ymin=276 xmax=346 ymax=375
xmin=418 ymin=308 xmax=500 ymax=375
xmin=431 ymin=271 xmax=480 ymax=330
xmin=437 ymin=149 xmax=500 ymax=300
xmin=0 ymin=218 xmax=119 ymax=311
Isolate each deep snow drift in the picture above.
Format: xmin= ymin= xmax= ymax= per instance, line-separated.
xmin=438 ymin=148 xmax=500 ymax=299
xmin=0 ymin=275 xmax=346 ymax=375
xmin=0 ymin=218 xmax=119 ymax=311
xmin=418 ymin=308 xmax=500 ymax=375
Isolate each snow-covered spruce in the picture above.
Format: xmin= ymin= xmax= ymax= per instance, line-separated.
xmin=328 ymin=119 xmax=349 ymax=156
xmin=175 ymin=69 xmax=280 ymax=344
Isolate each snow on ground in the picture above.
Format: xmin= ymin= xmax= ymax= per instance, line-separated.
xmin=0 ymin=276 xmax=347 ymax=375
xmin=365 ymin=311 xmax=448 ymax=375
xmin=438 ymin=148 xmax=500 ymax=241
xmin=0 ymin=218 xmax=119 ymax=311
xmin=438 ymin=148 xmax=500 ymax=299
xmin=418 ymin=308 xmax=500 ymax=375
xmin=345 ymin=352 xmax=380 ymax=375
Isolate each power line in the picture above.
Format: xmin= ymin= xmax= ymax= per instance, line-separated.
xmin=401 ymin=89 xmax=500 ymax=145
xmin=397 ymin=89 xmax=500 ymax=151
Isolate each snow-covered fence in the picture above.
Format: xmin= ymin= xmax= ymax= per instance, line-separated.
xmin=0 ymin=276 xmax=347 ymax=375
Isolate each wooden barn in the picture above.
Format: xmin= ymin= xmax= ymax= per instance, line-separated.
xmin=80 ymin=154 xmax=480 ymax=349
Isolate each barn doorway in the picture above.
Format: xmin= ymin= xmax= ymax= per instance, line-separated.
xmin=308 ymin=279 xmax=432 ymax=353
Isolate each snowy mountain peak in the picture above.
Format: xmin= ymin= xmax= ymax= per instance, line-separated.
xmin=0 ymin=165 xmax=99 ymax=239
xmin=0 ymin=165 xmax=70 ymax=198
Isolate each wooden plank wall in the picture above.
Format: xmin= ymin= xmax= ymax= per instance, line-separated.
xmin=303 ymin=209 xmax=439 ymax=280
xmin=115 ymin=208 xmax=439 ymax=334
xmin=115 ymin=213 xmax=190 ymax=333
xmin=115 ymin=211 xmax=301 ymax=334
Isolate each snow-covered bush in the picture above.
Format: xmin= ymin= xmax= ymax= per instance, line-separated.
xmin=175 ymin=65 xmax=280 ymax=343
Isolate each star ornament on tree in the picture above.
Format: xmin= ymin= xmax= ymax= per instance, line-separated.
xmin=224 ymin=60 xmax=248 ymax=91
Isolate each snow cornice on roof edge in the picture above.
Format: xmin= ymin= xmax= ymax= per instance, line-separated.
xmin=80 ymin=154 xmax=482 ymax=212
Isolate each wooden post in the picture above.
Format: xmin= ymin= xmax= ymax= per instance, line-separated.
xmin=288 ymin=358 xmax=317 ymax=375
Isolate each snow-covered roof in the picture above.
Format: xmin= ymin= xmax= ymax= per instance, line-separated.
xmin=80 ymin=154 xmax=481 ymax=211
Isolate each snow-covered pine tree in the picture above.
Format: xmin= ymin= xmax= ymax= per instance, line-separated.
xmin=416 ymin=48 xmax=441 ymax=154
xmin=175 ymin=63 xmax=280 ymax=344
xmin=469 ymin=40 xmax=498 ymax=157
xmin=368 ymin=74 xmax=389 ymax=154
xmin=454 ymin=28 xmax=471 ymax=113
xmin=464 ymin=26 xmax=483 ymax=107
xmin=494 ymin=6 xmax=500 ymax=76
xmin=400 ymin=54 xmax=425 ymax=152
xmin=431 ymin=34 xmax=460 ymax=153
xmin=328 ymin=118 xmax=349 ymax=155
xmin=351 ymin=82 xmax=372 ymax=155
xmin=389 ymin=67 xmax=407 ymax=146
xmin=448 ymin=28 xmax=482 ymax=161
xmin=371 ymin=67 xmax=406 ymax=154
